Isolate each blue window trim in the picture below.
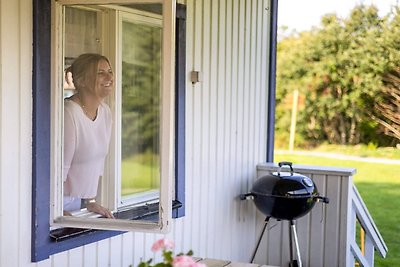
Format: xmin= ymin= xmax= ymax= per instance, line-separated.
xmin=173 ymin=4 xmax=186 ymax=218
xmin=266 ymin=0 xmax=278 ymax=163
xmin=31 ymin=1 xmax=187 ymax=262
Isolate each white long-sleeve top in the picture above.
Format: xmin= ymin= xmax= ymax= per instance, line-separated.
xmin=63 ymin=99 xmax=112 ymax=199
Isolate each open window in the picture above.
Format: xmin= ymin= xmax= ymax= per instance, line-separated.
xmin=51 ymin=0 xmax=176 ymax=231
xmin=32 ymin=0 xmax=186 ymax=261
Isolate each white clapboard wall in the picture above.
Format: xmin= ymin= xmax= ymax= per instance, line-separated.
xmin=0 ymin=0 xmax=273 ymax=266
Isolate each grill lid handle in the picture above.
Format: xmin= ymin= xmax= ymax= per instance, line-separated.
xmin=278 ymin=161 xmax=294 ymax=175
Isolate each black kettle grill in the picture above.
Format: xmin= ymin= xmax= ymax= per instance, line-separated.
xmin=241 ymin=162 xmax=329 ymax=267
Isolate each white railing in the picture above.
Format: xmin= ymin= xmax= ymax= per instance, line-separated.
xmin=348 ymin=185 xmax=387 ymax=267
xmin=253 ymin=163 xmax=387 ymax=267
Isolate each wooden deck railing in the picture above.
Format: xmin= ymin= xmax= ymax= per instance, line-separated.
xmin=253 ymin=163 xmax=387 ymax=267
xmin=349 ymin=184 xmax=387 ymax=267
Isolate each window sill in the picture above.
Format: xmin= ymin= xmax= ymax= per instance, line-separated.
xmin=50 ymin=200 xmax=182 ymax=242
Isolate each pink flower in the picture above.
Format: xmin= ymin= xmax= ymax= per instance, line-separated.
xmin=172 ymin=256 xmax=207 ymax=267
xmin=151 ymin=238 xmax=175 ymax=252
xmin=172 ymin=255 xmax=196 ymax=267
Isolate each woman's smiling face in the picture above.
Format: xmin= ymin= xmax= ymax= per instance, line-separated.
xmin=95 ymin=59 xmax=114 ymax=98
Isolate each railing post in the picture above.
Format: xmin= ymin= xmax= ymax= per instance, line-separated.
xmin=364 ymin=234 xmax=375 ymax=266
xmin=347 ymin=202 xmax=357 ymax=267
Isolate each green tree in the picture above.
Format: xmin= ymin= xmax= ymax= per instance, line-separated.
xmin=121 ymin=23 xmax=161 ymax=159
xmin=276 ymin=4 xmax=400 ymax=147
xmin=367 ymin=7 xmax=400 ymax=145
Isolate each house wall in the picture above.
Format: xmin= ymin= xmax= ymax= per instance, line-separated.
xmin=0 ymin=0 xmax=34 ymax=266
xmin=0 ymin=0 xmax=272 ymax=266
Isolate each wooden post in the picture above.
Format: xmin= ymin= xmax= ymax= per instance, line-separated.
xmin=361 ymin=227 xmax=365 ymax=255
xmin=289 ymin=89 xmax=299 ymax=151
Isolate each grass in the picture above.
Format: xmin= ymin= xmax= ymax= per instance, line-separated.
xmin=121 ymin=156 xmax=159 ymax=196
xmin=312 ymin=143 xmax=400 ymax=160
xmin=275 ymin=150 xmax=400 ymax=267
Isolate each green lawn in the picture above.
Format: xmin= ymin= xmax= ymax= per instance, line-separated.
xmin=121 ymin=157 xmax=159 ymax=196
xmin=275 ymin=152 xmax=400 ymax=267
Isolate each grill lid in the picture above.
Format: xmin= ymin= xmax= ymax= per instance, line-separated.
xmin=251 ymin=163 xmax=317 ymax=198
xmin=240 ymin=161 xmax=329 ymax=221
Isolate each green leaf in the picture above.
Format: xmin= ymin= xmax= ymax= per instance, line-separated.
xmin=138 ymin=262 xmax=150 ymax=267
xmin=163 ymin=251 xmax=173 ymax=262
xmin=186 ymin=250 xmax=194 ymax=256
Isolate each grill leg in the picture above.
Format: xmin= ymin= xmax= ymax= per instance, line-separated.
xmin=250 ymin=216 xmax=271 ymax=263
xmin=289 ymin=221 xmax=294 ymax=264
xmin=289 ymin=220 xmax=302 ymax=267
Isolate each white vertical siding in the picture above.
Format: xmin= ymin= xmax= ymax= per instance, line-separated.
xmin=0 ymin=0 xmax=271 ymax=266
xmin=0 ymin=0 xmax=33 ymax=266
xmin=171 ymin=0 xmax=270 ymax=263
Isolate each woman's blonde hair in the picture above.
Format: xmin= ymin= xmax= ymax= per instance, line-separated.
xmin=66 ymin=53 xmax=111 ymax=91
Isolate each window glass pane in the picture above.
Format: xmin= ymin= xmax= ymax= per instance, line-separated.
xmin=65 ymin=7 xmax=101 ymax=59
xmin=64 ymin=6 xmax=101 ymax=97
xmin=121 ymin=19 xmax=162 ymax=199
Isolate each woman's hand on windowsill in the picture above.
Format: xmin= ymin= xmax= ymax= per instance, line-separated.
xmin=86 ymin=202 xmax=115 ymax=219
xmin=63 ymin=211 xmax=72 ymax=216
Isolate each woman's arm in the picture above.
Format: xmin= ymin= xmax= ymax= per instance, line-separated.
xmin=63 ymin=105 xmax=76 ymax=181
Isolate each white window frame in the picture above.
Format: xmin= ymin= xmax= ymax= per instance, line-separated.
xmin=50 ymin=0 xmax=176 ymax=233
xmin=113 ymin=8 xmax=163 ymax=210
